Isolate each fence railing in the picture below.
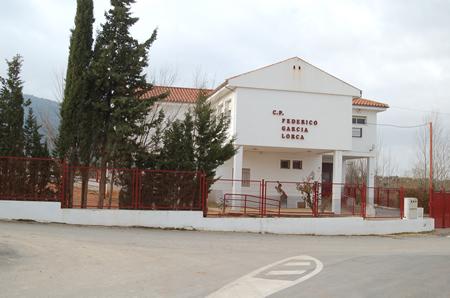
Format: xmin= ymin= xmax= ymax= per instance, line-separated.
xmin=0 ymin=156 xmax=205 ymax=211
xmin=0 ymin=156 xmax=61 ymax=202
xmin=0 ymin=156 xmax=435 ymax=219
xmin=206 ymin=178 xmax=420 ymax=219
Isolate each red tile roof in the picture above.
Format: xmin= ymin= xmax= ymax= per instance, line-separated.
xmin=142 ymin=86 xmax=212 ymax=103
xmin=352 ymin=98 xmax=389 ymax=109
xmin=143 ymin=86 xmax=389 ymax=109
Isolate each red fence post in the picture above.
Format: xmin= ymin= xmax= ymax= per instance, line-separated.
xmin=223 ymin=194 xmax=227 ymax=215
xmin=361 ymin=183 xmax=367 ymax=219
xmin=399 ymin=187 xmax=405 ymax=219
xmin=260 ymin=179 xmax=264 ymax=217
xmin=313 ymin=182 xmax=319 ymax=217
xmin=244 ymin=195 xmax=247 ymax=215
xmin=60 ymin=159 xmax=66 ymax=208
xmin=202 ymin=173 xmax=208 ymax=217
xmin=262 ymin=179 xmax=266 ymax=217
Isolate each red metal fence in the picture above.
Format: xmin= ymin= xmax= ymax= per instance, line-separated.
xmin=207 ymin=179 xmax=371 ymax=218
xmin=430 ymin=189 xmax=450 ymax=228
xmin=0 ymin=156 xmax=204 ymax=211
xmin=0 ymin=156 xmax=439 ymax=220
xmin=0 ymin=156 xmax=61 ymax=202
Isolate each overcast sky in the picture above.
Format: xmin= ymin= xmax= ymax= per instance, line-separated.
xmin=1 ymin=0 xmax=449 ymax=174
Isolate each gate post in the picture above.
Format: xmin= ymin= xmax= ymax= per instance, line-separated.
xmin=399 ymin=186 xmax=405 ymax=219
xmin=60 ymin=159 xmax=66 ymax=208
xmin=361 ymin=183 xmax=367 ymax=219
xmin=260 ymin=179 xmax=265 ymax=217
xmin=313 ymin=182 xmax=319 ymax=217
xmin=202 ymin=173 xmax=208 ymax=217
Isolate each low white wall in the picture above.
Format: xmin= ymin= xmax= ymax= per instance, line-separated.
xmin=0 ymin=200 xmax=434 ymax=235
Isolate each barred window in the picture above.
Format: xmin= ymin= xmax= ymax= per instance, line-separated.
xmin=352 ymin=127 xmax=363 ymax=138
xmin=280 ymin=160 xmax=290 ymax=169
xmin=293 ymin=160 xmax=302 ymax=169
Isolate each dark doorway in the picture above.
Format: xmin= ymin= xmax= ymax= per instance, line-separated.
xmin=322 ymin=163 xmax=333 ymax=197
xmin=322 ymin=163 xmax=333 ymax=183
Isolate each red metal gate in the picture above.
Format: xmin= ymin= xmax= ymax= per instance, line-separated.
xmin=431 ymin=190 xmax=450 ymax=228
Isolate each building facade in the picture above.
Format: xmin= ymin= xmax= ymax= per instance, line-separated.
xmin=144 ymin=57 xmax=389 ymax=214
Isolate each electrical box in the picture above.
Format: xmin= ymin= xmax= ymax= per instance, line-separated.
xmin=404 ymin=197 xmax=418 ymax=219
xmin=417 ymin=207 xmax=424 ymax=219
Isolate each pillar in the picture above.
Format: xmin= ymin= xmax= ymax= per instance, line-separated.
xmin=232 ymin=146 xmax=243 ymax=210
xmin=332 ymin=150 xmax=343 ymax=214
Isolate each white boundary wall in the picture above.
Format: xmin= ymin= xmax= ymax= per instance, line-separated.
xmin=0 ymin=200 xmax=434 ymax=235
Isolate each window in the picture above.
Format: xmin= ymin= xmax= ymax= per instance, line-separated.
xmin=352 ymin=127 xmax=362 ymax=138
xmin=352 ymin=116 xmax=367 ymax=125
xmin=293 ymin=160 xmax=303 ymax=169
xmin=280 ymin=160 xmax=290 ymax=169
xmin=225 ymin=100 xmax=231 ymax=118
xmin=241 ymin=168 xmax=250 ymax=187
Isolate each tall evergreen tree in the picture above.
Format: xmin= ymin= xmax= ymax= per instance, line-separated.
xmin=24 ymin=108 xmax=49 ymax=158
xmin=58 ymin=0 xmax=94 ymax=162
xmin=57 ymin=0 xmax=94 ymax=208
xmin=160 ymin=90 xmax=237 ymax=184
xmin=0 ymin=55 xmax=28 ymax=156
xmin=159 ymin=114 xmax=195 ymax=170
xmin=90 ymin=0 xmax=164 ymax=207
xmin=193 ymin=91 xmax=236 ymax=183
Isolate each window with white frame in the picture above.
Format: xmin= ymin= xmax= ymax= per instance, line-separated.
xmin=352 ymin=115 xmax=367 ymax=125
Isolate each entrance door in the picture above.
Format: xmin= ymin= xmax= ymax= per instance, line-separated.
xmin=322 ymin=163 xmax=333 ymax=197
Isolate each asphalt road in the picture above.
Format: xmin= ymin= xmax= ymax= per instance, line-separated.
xmin=1 ymin=220 xmax=449 ymax=298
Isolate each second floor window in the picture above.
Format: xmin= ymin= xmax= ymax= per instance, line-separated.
xmin=352 ymin=127 xmax=363 ymax=138
xmin=352 ymin=116 xmax=367 ymax=125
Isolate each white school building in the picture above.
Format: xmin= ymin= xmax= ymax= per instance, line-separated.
xmin=145 ymin=57 xmax=389 ymax=214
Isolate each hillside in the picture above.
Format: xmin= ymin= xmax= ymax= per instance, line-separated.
xmin=24 ymin=94 xmax=60 ymax=144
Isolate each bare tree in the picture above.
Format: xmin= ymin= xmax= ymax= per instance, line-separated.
xmin=413 ymin=112 xmax=450 ymax=189
xmin=375 ymin=135 xmax=399 ymax=187
xmin=52 ymin=68 xmax=66 ymax=103
xmin=150 ymin=64 xmax=179 ymax=87
xmin=345 ymin=159 xmax=367 ymax=186
xmin=192 ymin=65 xmax=215 ymax=89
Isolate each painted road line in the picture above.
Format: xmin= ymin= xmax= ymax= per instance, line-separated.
xmin=284 ymin=261 xmax=311 ymax=266
xmin=266 ymin=270 xmax=306 ymax=275
xmin=206 ymin=255 xmax=323 ymax=298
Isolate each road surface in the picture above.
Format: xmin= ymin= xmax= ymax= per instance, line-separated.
xmin=1 ymin=220 xmax=449 ymax=297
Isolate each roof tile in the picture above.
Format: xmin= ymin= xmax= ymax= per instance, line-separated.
xmin=143 ymin=86 xmax=389 ymax=109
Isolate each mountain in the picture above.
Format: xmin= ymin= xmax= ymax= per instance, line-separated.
xmin=24 ymin=94 xmax=60 ymax=146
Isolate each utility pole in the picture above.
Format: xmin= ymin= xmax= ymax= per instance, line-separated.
xmin=429 ymin=122 xmax=433 ymax=215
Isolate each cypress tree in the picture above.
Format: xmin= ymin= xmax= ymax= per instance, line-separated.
xmin=193 ymin=91 xmax=236 ymax=184
xmin=58 ymin=0 xmax=94 ymax=162
xmin=0 ymin=55 xmax=28 ymax=156
xmin=159 ymin=90 xmax=237 ymax=194
xmin=57 ymin=0 xmax=94 ymax=208
xmin=159 ymin=114 xmax=195 ymax=171
xmin=90 ymin=0 xmax=163 ymax=207
xmin=24 ymin=108 xmax=49 ymax=158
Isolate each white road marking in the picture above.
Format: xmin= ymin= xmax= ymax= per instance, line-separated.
xmin=284 ymin=261 xmax=311 ymax=266
xmin=206 ymin=255 xmax=323 ymax=298
xmin=266 ymin=270 xmax=306 ymax=275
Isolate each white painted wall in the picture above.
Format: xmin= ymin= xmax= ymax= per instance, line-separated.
xmin=234 ymin=87 xmax=353 ymax=151
xmin=211 ymin=150 xmax=322 ymax=207
xmin=351 ymin=108 xmax=378 ymax=153
xmin=0 ymin=200 xmax=434 ymax=235
xmin=228 ymin=57 xmax=361 ymax=97
xmin=152 ymin=101 xmax=193 ymax=123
